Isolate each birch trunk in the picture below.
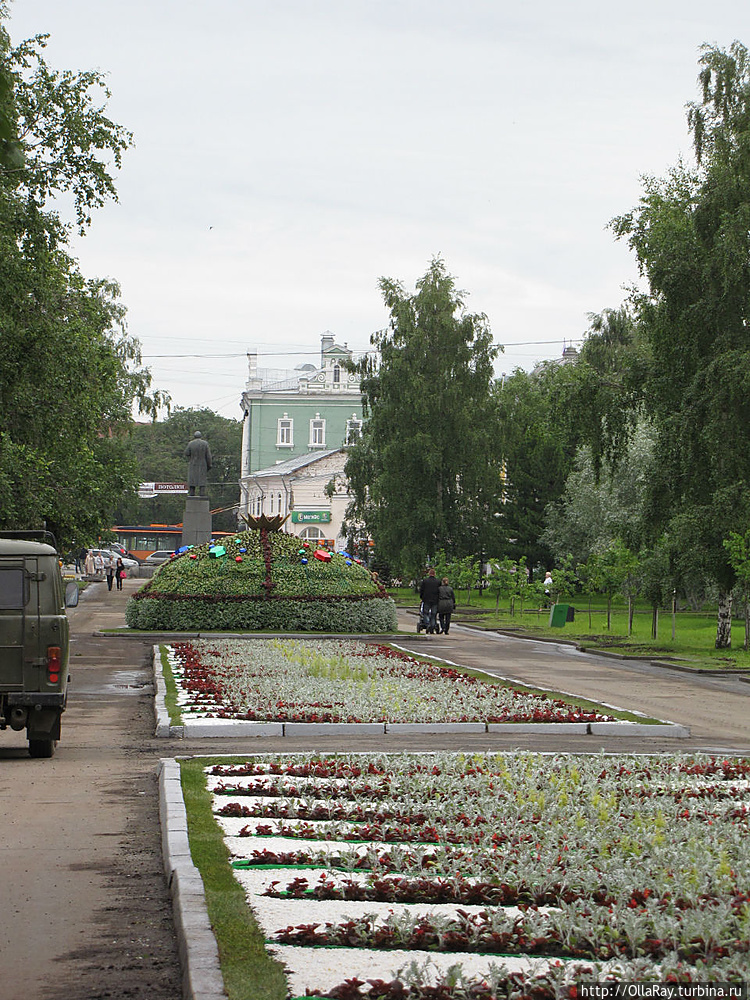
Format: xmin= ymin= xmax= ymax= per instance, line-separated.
xmin=715 ymin=591 xmax=732 ymax=649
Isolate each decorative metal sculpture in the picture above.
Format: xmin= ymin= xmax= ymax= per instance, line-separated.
xmin=238 ymin=513 xmax=290 ymax=532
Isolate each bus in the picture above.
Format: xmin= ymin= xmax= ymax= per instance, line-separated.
xmin=110 ymin=525 xmax=233 ymax=560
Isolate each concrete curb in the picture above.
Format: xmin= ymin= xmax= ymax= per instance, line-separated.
xmin=153 ymin=647 xmax=173 ymax=738
xmin=158 ymin=758 xmax=227 ymax=1000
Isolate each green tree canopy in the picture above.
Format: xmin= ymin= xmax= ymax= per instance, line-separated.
xmin=493 ymin=365 xmax=579 ymax=570
xmin=344 ymin=258 xmax=504 ymax=575
xmin=541 ymin=421 xmax=655 ymax=567
xmin=0 ymin=18 xmax=165 ymax=548
xmin=574 ymin=42 xmax=750 ymax=647
xmin=114 ymin=409 xmax=242 ymax=532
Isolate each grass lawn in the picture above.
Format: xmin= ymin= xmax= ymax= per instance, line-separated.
xmin=389 ymin=589 xmax=750 ymax=671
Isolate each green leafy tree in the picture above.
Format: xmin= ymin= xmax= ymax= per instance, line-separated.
xmin=0 ymin=18 xmax=165 ymax=548
xmin=587 ymin=539 xmax=639 ymax=630
xmin=541 ymin=423 xmax=655 ymax=567
xmin=636 ymin=539 xmax=671 ymax=641
xmin=493 ymin=366 xmax=579 ymax=568
xmin=448 ymin=555 xmax=479 ymax=606
xmin=114 ymin=409 xmax=243 ymax=532
xmin=486 ymin=556 xmax=515 ymax=612
xmin=511 ymin=556 xmax=543 ymax=615
xmin=611 ymin=42 xmax=750 ymax=648
xmin=345 ymin=258 xmax=504 ymax=576
xmin=724 ymin=529 xmax=750 ymax=650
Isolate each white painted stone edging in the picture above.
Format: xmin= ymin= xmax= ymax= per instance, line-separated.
xmin=158 ymin=758 xmax=226 ymax=1000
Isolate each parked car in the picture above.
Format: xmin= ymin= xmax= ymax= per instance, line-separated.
xmin=143 ymin=550 xmax=176 ymax=565
xmin=0 ymin=531 xmax=79 ymax=757
xmin=106 ymin=542 xmax=143 ymax=564
xmin=88 ymin=548 xmax=139 ymax=572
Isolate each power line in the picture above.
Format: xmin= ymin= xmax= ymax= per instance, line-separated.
xmin=142 ymin=339 xmax=584 ymax=360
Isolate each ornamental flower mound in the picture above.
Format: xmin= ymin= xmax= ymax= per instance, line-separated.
xmin=125 ymin=529 xmax=397 ymax=632
xmin=167 ymin=638 xmax=616 ymax=724
xmin=205 ymin=751 xmax=750 ymax=998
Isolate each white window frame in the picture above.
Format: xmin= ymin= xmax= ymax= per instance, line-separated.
xmin=300 ymin=526 xmax=326 ymax=541
xmin=309 ymin=413 xmax=326 ymax=448
xmin=277 ymin=414 xmax=293 ymax=447
xmin=345 ymin=417 xmax=362 ymax=445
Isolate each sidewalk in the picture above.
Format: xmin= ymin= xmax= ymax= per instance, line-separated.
xmin=392 ymin=608 xmax=750 ymax=752
xmin=77 ymin=583 xmax=750 ymax=1000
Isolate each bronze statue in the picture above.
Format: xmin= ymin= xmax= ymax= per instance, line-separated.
xmin=184 ymin=431 xmax=212 ymax=496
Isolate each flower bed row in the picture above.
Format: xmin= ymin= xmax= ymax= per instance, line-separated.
xmin=166 ymin=639 xmax=616 ymax=725
xmin=205 ymin=752 xmax=750 ymax=997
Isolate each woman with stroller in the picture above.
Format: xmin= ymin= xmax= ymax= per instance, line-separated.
xmin=437 ymin=576 xmax=456 ymax=635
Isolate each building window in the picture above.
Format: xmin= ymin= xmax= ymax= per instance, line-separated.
xmin=277 ymin=414 xmax=293 ymax=447
xmin=269 ymin=492 xmax=275 ymax=514
xmin=333 ymin=364 xmax=341 ymax=384
xmin=345 ymin=416 xmax=362 ymax=445
xmin=300 ymin=526 xmax=326 ymax=541
xmin=309 ymin=413 xmax=325 ymax=447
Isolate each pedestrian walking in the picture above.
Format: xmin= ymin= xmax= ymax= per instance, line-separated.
xmin=418 ymin=567 xmax=440 ymax=634
xmin=543 ymin=570 xmax=553 ymax=608
xmin=92 ymin=550 xmax=105 ymax=579
xmin=105 ymin=554 xmax=115 ymax=591
xmin=115 ymin=558 xmax=126 ymax=591
xmin=437 ymin=577 xmax=456 ymax=634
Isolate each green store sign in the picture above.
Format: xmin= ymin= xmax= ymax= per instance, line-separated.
xmin=291 ymin=511 xmax=331 ymax=524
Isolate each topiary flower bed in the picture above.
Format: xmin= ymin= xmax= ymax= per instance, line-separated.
xmin=125 ymin=530 xmax=397 ymax=632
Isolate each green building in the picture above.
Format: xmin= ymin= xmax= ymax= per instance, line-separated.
xmin=238 ymin=333 xmax=363 ymax=521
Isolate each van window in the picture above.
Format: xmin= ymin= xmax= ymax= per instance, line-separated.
xmin=0 ymin=568 xmax=27 ymax=609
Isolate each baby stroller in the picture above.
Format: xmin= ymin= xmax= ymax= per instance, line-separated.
xmin=416 ymin=602 xmax=433 ymax=633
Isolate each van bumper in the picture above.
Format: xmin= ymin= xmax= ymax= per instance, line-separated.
xmin=7 ymin=692 xmax=66 ymax=708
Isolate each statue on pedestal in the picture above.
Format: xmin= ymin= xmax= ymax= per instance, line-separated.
xmin=184 ymin=431 xmax=212 ymax=496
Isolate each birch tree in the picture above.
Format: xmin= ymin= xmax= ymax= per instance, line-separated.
xmin=612 ymin=42 xmax=750 ymax=649
xmin=345 ymin=258 xmax=504 ymax=575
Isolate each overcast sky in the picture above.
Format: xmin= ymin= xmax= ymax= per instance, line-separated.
xmin=6 ymin=0 xmax=749 ymax=419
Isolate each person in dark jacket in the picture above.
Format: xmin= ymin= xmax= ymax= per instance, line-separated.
xmin=418 ymin=567 xmax=440 ymax=634
xmin=437 ymin=577 xmax=456 ymax=634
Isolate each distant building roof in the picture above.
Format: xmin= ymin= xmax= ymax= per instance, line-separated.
xmin=249 ymin=449 xmax=342 ymax=479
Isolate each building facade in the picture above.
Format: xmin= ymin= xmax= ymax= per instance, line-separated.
xmin=241 ymin=449 xmax=353 ymax=546
xmin=238 ymin=333 xmax=363 ymax=525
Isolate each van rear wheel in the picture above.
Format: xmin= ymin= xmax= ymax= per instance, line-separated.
xmin=29 ymin=738 xmax=56 ymax=758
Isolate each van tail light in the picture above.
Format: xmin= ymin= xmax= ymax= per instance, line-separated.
xmin=47 ymin=646 xmax=61 ymax=684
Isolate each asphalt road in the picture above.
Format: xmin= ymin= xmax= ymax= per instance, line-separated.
xmin=2 ymin=581 xmax=749 ymax=1000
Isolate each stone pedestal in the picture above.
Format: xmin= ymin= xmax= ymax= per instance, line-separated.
xmin=181 ymin=497 xmax=212 ymax=548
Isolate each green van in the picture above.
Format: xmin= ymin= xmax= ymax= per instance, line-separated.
xmin=0 ymin=531 xmax=79 ymax=757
